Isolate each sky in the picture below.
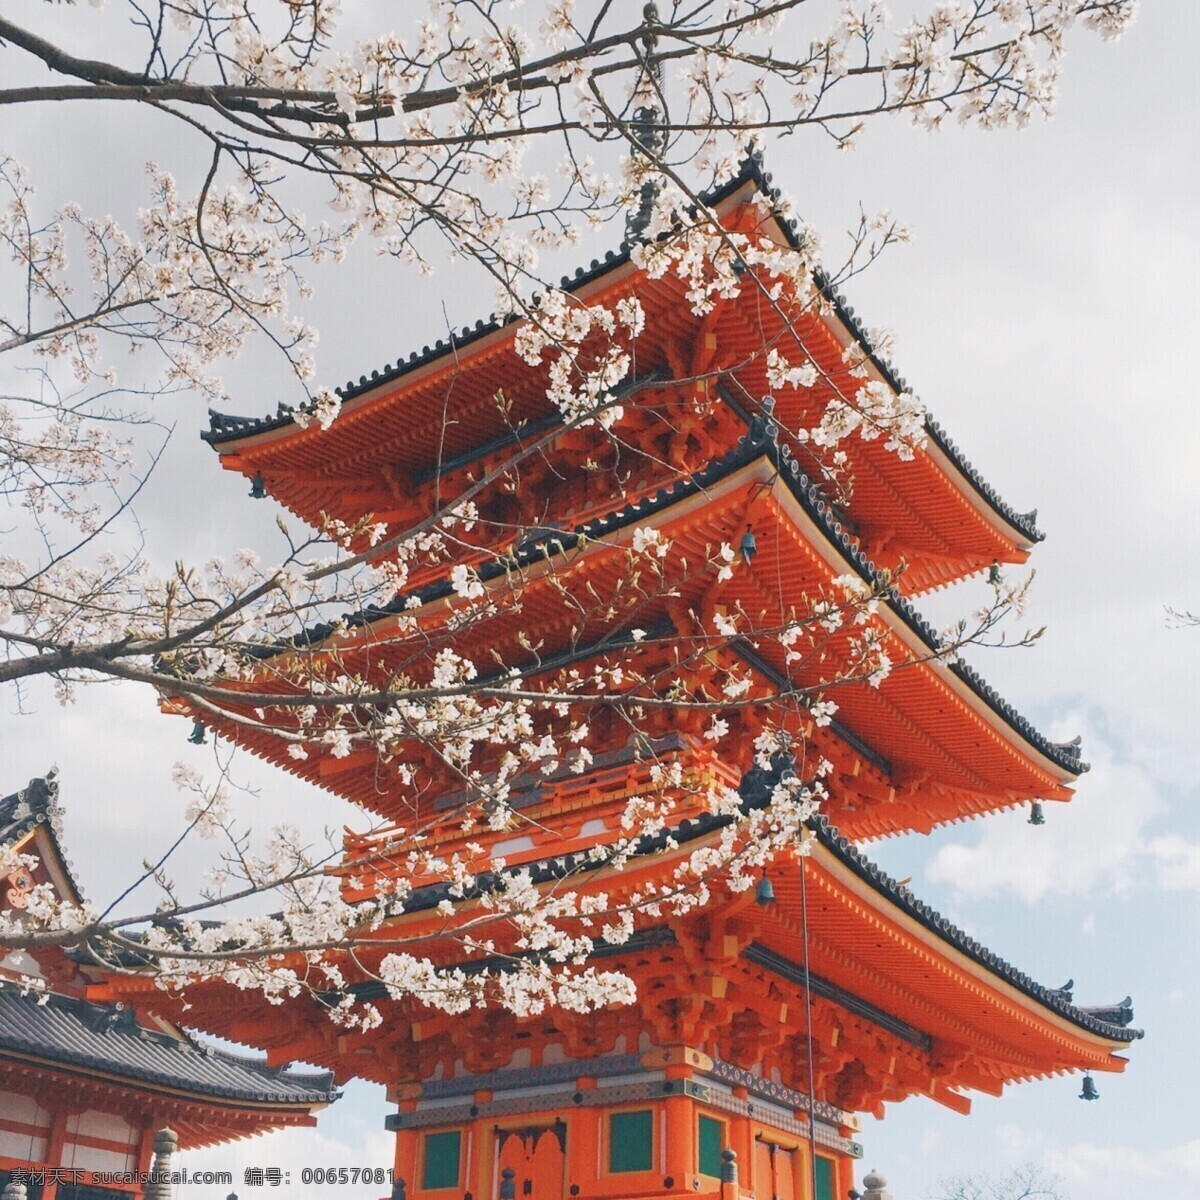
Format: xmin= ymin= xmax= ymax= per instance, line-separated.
xmin=1 ymin=3 xmax=1197 ymax=1198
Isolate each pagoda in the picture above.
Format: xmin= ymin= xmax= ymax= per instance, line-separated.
xmin=0 ymin=773 xmax=338 ymax=1199
xmin=91 ymin=159 xmax=1139 ymax=1200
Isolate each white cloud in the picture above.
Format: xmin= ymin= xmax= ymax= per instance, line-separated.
xmin=1148 ymin=833 xmax=1200 ymax=890
xmin=989 ymin=1124 xmax=1200 ymax=1200
xmin=1043 ymin=1137 xmax=1200 ymax=1193
xmin=927 ymin=719 xmax=1162 ymax=903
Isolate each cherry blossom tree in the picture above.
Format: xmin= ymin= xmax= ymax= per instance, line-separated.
xmin=931 ymin=1164 xmax=1066 ymax=1200
xmin=0 ymin=0 xmax=1135 ymax=1022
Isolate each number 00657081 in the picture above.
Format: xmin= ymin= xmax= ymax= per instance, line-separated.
xmin=299 ymin=1168 xmax=395 ymax=1185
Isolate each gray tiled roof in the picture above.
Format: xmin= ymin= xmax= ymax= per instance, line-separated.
xmin=0 ymin=986 xmax=337 ymax=1104
xmin=1 ymin=772 xmax=65 ymax=849
xmin=0 ymin=771 xmax=81 ymax=901
xmin=200 ymin=156 xmax=1041 ymax=544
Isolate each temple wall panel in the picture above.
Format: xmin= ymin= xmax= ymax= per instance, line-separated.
xmin=62 ymin=1143 xmax=135 ymax=1174
xmin=396 ymin=1105 xmax=852 ymax=1199
xmin=388 ymin=1043 xmax=862 ymax=1200
xmin=66 ymin=1111 xmax=135 ymax=1144
xmin=0 ymin=1088 xmax=50 ymax=1160
xmin=62 ymin=1109 xmax=137 ymax=1174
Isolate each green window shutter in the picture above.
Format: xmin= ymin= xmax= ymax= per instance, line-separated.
xmin=815 ymin=1156 xmax=835 ymax=1200
xmin=609 ymin=1109 xmax=654 ymax=1173
xmin=698 ymin=1115 xmax=723 ymax=1178
xmin=422 ymin=1130 xmax=462 ymax=1189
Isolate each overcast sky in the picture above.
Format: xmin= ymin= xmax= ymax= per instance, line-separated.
xmin=1 ymin=3 xmax=1196 ymax=1197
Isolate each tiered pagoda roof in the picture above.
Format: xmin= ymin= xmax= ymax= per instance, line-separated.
xmin=170 ymin=421 xmax=1082 ymax=841
xmin=177 ymin=156 xmax=1088 ymax=852
xmin=90 ymin=784 xmax=1139 ymax=1116
xmin=105 ymin=153 xmax=1140 ymax=1170
xmin=202 ymin=158 xmax=1041 ymax=597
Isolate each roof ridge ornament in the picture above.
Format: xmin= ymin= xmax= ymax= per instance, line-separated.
xmin=1078 ymin=996 xmax=1136 ymax=1028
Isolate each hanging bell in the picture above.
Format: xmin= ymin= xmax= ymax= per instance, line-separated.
xmin=755 ymin=876 xmax=776 ymax=906
xmin=740 ymin=526 xmax=757 ymax=563
xmin=760 ymin=394 xmax=776 ymax=415
xmin=249 ymin=473 xmax=267 ymax=499
xmin=187 ymin=718 xmax=208 ymax=745
xmin=1028 ymin=801 xmax=1045 ymax=826
xmin=988 ymin=561 xmax=1002 ymax=586
xmin=1079 ymin=1073 xmax=1099 ymax=1101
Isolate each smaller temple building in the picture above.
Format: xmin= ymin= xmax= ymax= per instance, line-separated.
xmin=0 ymin=773 xmax=338 ymax=1200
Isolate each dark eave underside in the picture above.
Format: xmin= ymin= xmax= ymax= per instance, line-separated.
xmin=202 ymin=156 xmax=1042 ymax=545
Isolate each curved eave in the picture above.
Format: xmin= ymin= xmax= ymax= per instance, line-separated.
xmin=202 ymin=248 xmax=641 ymax=453
xmin=380 ymin=813 xmax=1143 ymax=1055
xmin=809 ymin=818 xmax=1141 ymax=1047
xmin=720 ymin=159 xmax=1044 ymax=549
xmin=230 ymin=424 xmax=1082 ymax=784
xmin=0 ymin=989 xmax=337 ymax=1108
xmin=91 ymin=810 xmax=1137 ymax=1093
xmin=202 ymin=158 xmax=1042 ymax=561
xmin=84 ymin=788 xmax=1140 ymax=1112
xmin=0 ymin=1047 xmax=336 ymax=1115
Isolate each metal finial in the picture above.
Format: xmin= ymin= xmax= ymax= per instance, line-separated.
xmin=624 ymin=4 xmax=667 ymax=242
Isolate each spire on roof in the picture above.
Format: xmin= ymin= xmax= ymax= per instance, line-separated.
xmin=624 ymin=4 xmax=667 ymax=244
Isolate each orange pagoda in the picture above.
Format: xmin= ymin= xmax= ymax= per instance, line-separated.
xmin=92 ymin=158 xmax=1139 ymax=1200
xmin=0 ymin=772 xmax=338 ymax=1199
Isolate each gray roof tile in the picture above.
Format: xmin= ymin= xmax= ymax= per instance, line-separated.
xmin=0 ymin=986 xmax=337 ymax=1104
